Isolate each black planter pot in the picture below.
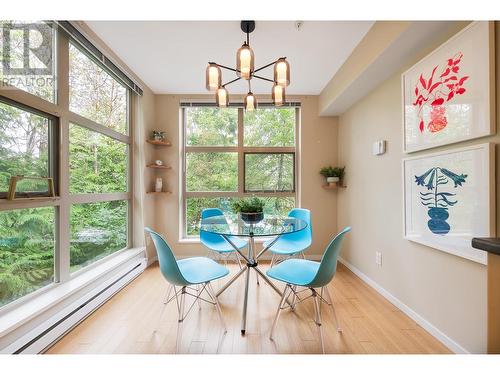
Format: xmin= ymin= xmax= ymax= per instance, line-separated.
xmin=240 ymin=212 xmax=264 ymax=224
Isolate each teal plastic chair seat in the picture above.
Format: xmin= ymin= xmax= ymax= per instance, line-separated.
xmin=201 ymin=208 xmax=247 ymax=253
xmin=202 ymin=235 xmax=247 ymax=253
xmin=266 ymin=227 xmax=351 ymax=353
xmin=266 ymin=258 xmax=320 ymax=286
xmin=264 ymin=208 xmax=312 ymax=259
xmin=144 ymin=227 xmax=229 ymax=353
xmin=177 ymin=257 xmax=229 ymax=284
xmin=263 ymin=236 xmax=311 ymax=255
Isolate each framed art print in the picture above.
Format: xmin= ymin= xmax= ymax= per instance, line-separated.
xmin=403 ymin=143 xmax=495 ymax=264
xmin=402 ymin=21 xmax=495 ymax=153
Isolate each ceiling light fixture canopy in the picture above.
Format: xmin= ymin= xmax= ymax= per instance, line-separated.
xmin=205 ymin=20 xmax=290 ymax=111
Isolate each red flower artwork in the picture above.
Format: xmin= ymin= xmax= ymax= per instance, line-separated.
xmin=412 ymin=52 xmax=469 ymax=133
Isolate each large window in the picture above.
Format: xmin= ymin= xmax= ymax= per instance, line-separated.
xmin=182 ymin=106 xmax=298 ymax=237
xmin=0 ymin=22 xmax=133 ymax=309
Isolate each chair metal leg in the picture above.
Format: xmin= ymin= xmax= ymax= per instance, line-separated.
xmin=235 ymin=251 xmax=243 ymax=269
xmin=324 ymin=286 xmax=342 ymax=332
xmin=270 ymin=253 xmax=275 ymax=268
xmin=163 ymin=283 xmax=173 ymax=304
xmin=312 ymin=289 xmax=325 ymax=354
xmin=195 ymin=285 xmax=202 ymax=310
xmin=290 ymin=285 xmax=297 ymax=311
xmin=270 ymin=284 xmax=289 ymax=341
xmin=301 ymin=252 xmax=306 ymax=260
xmin=176 ymin=286 xmax=186 ymax=354
xmin=206 ymin=282 xmax=227 ymax=333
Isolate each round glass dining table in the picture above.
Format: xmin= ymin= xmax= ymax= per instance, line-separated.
xmin=200 ymin=214 xmax=308 ymax=334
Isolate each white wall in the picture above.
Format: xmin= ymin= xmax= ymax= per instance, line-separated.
xmin=337 ymin=22 xmax=500 ymax=353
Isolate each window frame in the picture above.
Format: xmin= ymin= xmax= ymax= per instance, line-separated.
xmin=0 ymin=26 xmax=134 ymax=312
xmin=0 ymin=96 xmax=60 ymax=199
xmin=181 ymin=105 xmax=300 ymax=239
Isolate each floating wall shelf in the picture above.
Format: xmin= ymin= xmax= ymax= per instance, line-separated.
xmin=146 ymin=164 xmax=171 ymax=169
xmin=146 ymin=139 xmax=172 ymax=146
xmin=322 ymin=184 xmax=347 ymax=190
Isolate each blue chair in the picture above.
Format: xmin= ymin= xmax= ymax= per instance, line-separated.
xmin=201 ymin=208 xmax=247 ymax=269
xmin=144 ymin=227 xmax=229 ymax=353
xmin=266 ymin=227 xmax=351 ymax=353
xmin=263 ymin=208 xmax=312 ymax=265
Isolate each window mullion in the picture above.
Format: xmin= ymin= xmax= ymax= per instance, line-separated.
xmin=56 ymin=31 xmax=71 ymax=283
xmin=238 ymin=108 xmax=244 ymax=196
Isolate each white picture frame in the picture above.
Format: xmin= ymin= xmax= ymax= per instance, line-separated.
xmin=402 ymin=21 xmax=495 ymax=153
xmin=402 ymin=143 xmax=495 ymax=264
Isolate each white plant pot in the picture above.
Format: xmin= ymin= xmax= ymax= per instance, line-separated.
xmin=327 ymin=177 xmax=339 ymax=183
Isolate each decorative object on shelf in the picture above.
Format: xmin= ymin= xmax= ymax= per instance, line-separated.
xmin=403 ymin=143 xmax=494 ymax=265
xmin=319 ymin=166 xmax=345 ymax=186
xmin=155 ymin=177 xmax=163 ymax=193
xmin=152 ymin=130 xmax=166 ymax=142
xmin=7 ymin=175 xmax=55 ymax=200
xmin=232 ymin=196 xmax=265 ymax=224
xmin=154 ymin=159 xmax=163 ymax=166
xmin=402 ymin=21 xmax=494 ymax=153
xmin=205 ymin=20 xmax=290 ymax=110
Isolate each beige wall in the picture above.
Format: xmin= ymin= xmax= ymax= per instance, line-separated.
xmin=337 ymin=22 xmax=499 ymax=353
xmin=149 ymin=95 xmax=338 ymax=258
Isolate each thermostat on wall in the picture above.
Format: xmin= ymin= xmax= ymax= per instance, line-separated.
xmin=372 ymin=140 xmax=386 ymax=156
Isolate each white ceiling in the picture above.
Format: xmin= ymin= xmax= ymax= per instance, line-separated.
xmin=85 ymin=21 xmax=374 ymax=95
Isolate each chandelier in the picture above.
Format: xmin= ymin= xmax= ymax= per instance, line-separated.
xmin=205 ymin=20 xmax=290 ymax=110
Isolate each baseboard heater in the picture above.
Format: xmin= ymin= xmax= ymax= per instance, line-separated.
xmin=2 ymin=257 xmax=147 ymax=354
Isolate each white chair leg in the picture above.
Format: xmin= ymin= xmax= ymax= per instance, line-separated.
xmin=324 ymin=286 xmax=342 ymax=332
xmin=206 ymin=282 xmax=227 ymax=333
xmin=270 ymin=284 xmax=289 ymax=341
xmin=176 ymin=286 xmax=186 ymax=354
xmin=312 ymin=289 xmax=325 ymax=354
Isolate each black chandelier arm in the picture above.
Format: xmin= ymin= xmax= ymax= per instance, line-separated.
xmin=253 ymin=57 xmax=286 ymax=74
xmin=210 ymin=62 xmax=241 ymax=74
xmin=251 ymin=74 xmax=275 ymax=83
xmin=222 ymin=76 xmax=242 ymax=87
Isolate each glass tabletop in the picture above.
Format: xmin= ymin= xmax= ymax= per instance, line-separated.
xmin=200 ymin=214 xmax=307 ymax=237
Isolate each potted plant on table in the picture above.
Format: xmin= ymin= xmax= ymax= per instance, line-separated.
xmin=320 ymin=166 xmax=345 ymax=186
xmin=232 ymin=197 xmax=265 ymax=224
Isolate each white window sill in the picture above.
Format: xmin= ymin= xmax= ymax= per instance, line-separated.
xmin=0 ymin=247 xmax=145 ymax=339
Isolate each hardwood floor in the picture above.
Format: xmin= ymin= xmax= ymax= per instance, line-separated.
xmin=46 ymin=262 xmax=451 ymax=354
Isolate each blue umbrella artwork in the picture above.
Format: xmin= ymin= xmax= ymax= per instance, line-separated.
xmin=414 ymin=167 xmax=467 ymax=235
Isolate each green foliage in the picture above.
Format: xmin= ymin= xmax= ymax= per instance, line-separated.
xmin=0 ymin=42 xmax=129 ymax=308
xmin=184 ymin=106 xmax=297 ymax=236
xmin=320 ymin=166 xmax=345 ymax=179
xmin=186 ymin=153 xmax=238 ymax=192
xmin=231 ymin=197 xmax=266 ymax=214
xmin=244 ymin=108 xmax=295 ymax=147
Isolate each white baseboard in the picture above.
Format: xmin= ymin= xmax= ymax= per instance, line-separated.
xmin=338 ymin=256 xmax=469 ymax=354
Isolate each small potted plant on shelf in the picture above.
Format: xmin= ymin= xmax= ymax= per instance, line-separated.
xmin=152 ymin=130 xmax=166 ymax=142
xmin=232 ymin=197 xmax=265 ymax=224
xmin=320 ymin=166 xmax=345 ymax=186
